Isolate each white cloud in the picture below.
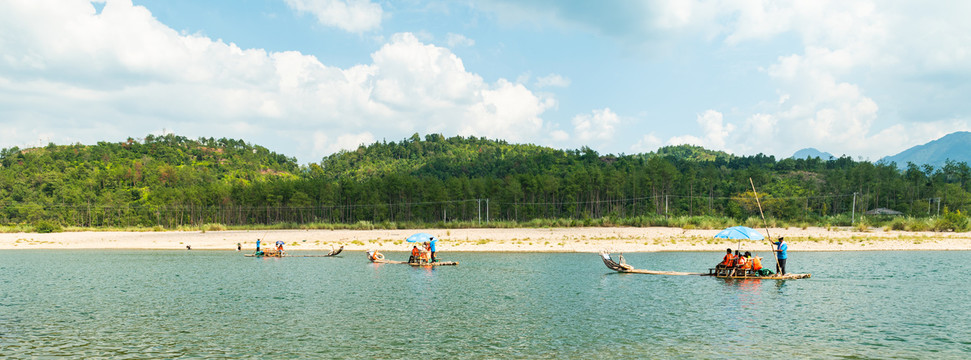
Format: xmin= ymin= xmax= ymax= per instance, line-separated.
xmin=446 ymin=33 xmax=475 ymax=48
xmin=667 ymin=110 xmax=735 ymax=151
xmin=631 ymin=133 xmax=662 ymax=153
xmin=534 ymin=74 xmax=570 ymax=88
xmin=488 ymin=1 xmax=971 ymax=160
xmin=313 ymin=131 xmax=375 ymax=155
xmin=572 ymin=108 xmax=620 ymax=143
xmin=0 ymin=1 xmax=554 ymax=163
xmin=284 ymin=0 xmax=383 ymax=33
xmin=550 ymin=130 xmax=570 ymax=142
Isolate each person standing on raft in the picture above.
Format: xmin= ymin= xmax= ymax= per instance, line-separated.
xmin=425 ymin=241 xmax=436 ymax=263
xmin=771 ymin=237 xmax=788 ymax=275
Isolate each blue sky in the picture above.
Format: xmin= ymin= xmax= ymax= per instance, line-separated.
xmin=2 ymin=0 xmax=971 ymax=164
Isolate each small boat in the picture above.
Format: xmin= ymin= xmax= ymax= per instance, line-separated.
xmin=366 ymin=250 xmax=458 ymax=266
xmin=599 ymin=251 xmax=810 ymax=280
xmin=245 ymin=245 xmax=344 ymax=258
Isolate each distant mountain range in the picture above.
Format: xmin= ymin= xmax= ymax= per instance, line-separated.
xmin=791 ymin=148 xmax=835 ymax=160
xmin=788 ymin=132 xmax=971 ymax=169
xmin=879 ymin=131 xmax=971 ymax=169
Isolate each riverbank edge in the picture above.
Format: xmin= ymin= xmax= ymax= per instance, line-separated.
xmin=1 ymin=226 xmax=969 ymax=252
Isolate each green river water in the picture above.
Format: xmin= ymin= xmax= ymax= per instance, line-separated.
xmin=1 ymin=250 xmax=969 ymax=358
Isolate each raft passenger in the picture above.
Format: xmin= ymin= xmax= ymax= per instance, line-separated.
xmin=716 ymin=248 xmax=735 ymax=270
xmin=410 ymin=245 xmax=421 ymax=263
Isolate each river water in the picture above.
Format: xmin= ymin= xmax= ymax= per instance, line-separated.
xmin=1 ymin=250 xmax=969 ymax=358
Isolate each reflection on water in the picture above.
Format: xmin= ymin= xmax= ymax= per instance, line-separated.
xmin=0 ymin=250 xmax=969 ymax=358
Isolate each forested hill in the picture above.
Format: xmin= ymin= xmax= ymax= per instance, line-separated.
xmin=0 ymin=134 xmax=297 ymax=221
xmin=3 ymin=132 xmax=971 ymax=230
xmin=318 ymin=134 xmax=736 ymax=181
xmin=1 ymin=134 xmax=297 ymax=177
xmin=319 ymin=133 xmax=585 ymax=181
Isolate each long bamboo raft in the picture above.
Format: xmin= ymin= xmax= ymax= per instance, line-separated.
xmin=245 ymin=246 xmax=343 ymax=258
xmin=367 ymin=252 xmax=458 ymax=266
xmin=370 ymin=258 xmax=459 ymax=266
xmin=599 ymin=251 xmax=810 ymax=280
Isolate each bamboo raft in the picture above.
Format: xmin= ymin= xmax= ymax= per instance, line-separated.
xmin=367 ymin=252 xmax=458 ymax=266
xmin=370 ymin=258 xmax=459 ymax=266
xmin=599 ymin=251 xmax=810 ymax=280
xmin=245 ymin=246 xmax=343 ymax=258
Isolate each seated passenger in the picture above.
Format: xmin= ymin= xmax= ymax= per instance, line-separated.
xmin=751 ymin=253 xmax=763 ymax=272
xmin=736 ymin=251 xmax=753 ymax=275
xmin=716 ymin=248 xmax=735 ymax=270
xmin=732 ymin=250 xmax=744 ymax=268
xmin=410 ymin=246 xmax=421 ymax=263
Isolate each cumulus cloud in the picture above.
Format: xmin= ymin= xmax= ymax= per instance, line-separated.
xmin=667 ymin=110 xmax=735 ymax=151
xmin=313 ymin=131 xmax=375 ymax=155
xmin=283 ymin=0 xmax=383 ymax=33
xmin=630 ymin=132 xmax=663 ymax=153
xmin=446 ymin=33 xmax=475 ymax=48
xmin=572 ymin=108 xmax=620 ymax=143
xmin=534 ymin=74 xmax=570 ymax=88
xmin=0 ymin=1 xmax=554 ymax=163
xmin=490 ymin=1 xmax=971 ymax=160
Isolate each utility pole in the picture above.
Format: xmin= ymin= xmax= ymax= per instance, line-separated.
xmin=852 ymin=192 xmax=858 ymax=224
xmin=477 ymin=199 xmax=481 ymax=225
xmin=486 ymin=199 xmax=490 ymax=223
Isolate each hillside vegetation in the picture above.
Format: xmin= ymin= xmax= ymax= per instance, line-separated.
xmin=2 ymin=133 xmax=970 ymax=232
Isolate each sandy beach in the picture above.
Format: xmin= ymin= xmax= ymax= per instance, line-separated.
xmin=1 ymin=226 xmax=970 ymax=252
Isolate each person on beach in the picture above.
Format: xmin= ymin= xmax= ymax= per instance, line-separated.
xmin=772 ymin=237 xmax=788 ymax=275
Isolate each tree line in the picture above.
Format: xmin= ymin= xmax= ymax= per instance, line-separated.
xmin=2 ymin=133 xmax=969 ymax=230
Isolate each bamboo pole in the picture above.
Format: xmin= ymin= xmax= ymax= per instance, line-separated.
xmin=750 ymin=178 xmax=777 ymax=272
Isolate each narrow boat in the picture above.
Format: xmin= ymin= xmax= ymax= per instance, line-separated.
xmin=245 ymin=245 xmax=344 ymax=258
xmin=366 ymin=251 xmax=458 ymax=266
xmin=599 ymin=251 xmax=810 ymax=280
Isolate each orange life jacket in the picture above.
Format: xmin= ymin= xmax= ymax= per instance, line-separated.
xmin=411 ymin=247 xmax=421 ymax=257
xmin=721 ymin=253 xmax=735 ymax=266
xmin=736 ymin=256 xmax=747 ymax=268
xmin=752 ymin=256 xmax=762 ymax=271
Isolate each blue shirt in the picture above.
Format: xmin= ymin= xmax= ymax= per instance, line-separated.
xmin=430 ymin=241 xmax=436 ymax=252
xmin=773 ymin=241 xmax=788 ymax=259
xmin=256 ymin=239 xmax=261 ymax=249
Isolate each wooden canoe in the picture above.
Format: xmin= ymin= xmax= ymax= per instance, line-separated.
xmin=599 ymin=251 xmax=810 ymax=279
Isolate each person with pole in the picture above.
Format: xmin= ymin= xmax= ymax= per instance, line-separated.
xmin=771 ymin=237 xmax=788 ymax=275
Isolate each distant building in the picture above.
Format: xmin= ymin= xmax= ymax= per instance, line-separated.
xmin=864 ymin=208 xmax=903 ymax=215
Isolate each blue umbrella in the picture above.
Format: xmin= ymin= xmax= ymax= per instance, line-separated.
xmin=406 ymin=233 xmax=437 ymax=243
xmin=715 ymin=226 xmax=765 ymax=252
xmin=275 ymin=240 xmax=285 ymax=246
xmin=714 ymin=226 xmax=765 ymax=241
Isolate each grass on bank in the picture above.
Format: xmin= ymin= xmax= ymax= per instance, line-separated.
xmin=3 ymin=212 xmax=970 ymax=234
